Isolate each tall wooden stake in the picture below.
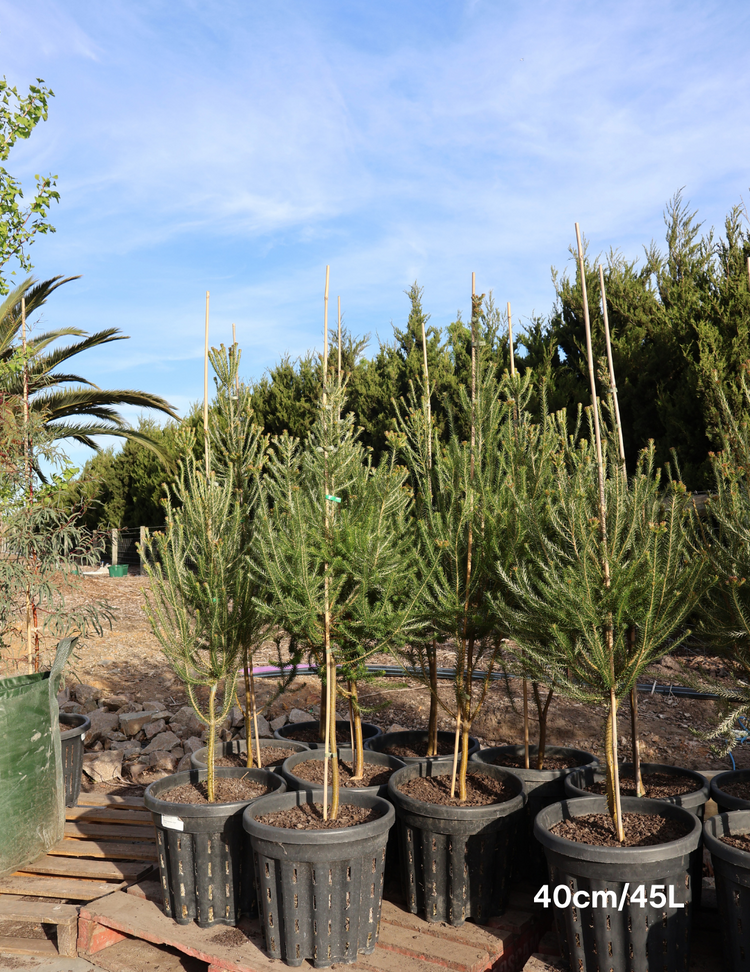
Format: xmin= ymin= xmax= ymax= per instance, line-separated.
xmin=576 ymin=225 xmax=623 ymax=842
xmin=204 ymin=291 xmax=210 ymax=478
xmin=322 ymin=266 xmax=336 ymax=820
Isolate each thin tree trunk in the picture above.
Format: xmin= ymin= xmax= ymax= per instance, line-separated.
xmin=523 ymin=678 xmax=530 ymax=768
xmin=206 ymin=683 xmax=217 ymax=803
xmin=241 ymin=651 xmax=253 ymax=768
xmin=450 ymin=712 xmax=461 ymax=798
xmin=249 ymin=667 xmax=262 ymax=769
xmin=349 ymin=679 xmax=364 ymax=779
xmin=427 ymin=641 xmax=439 ymax=756
xmin=532 ymin=682 xmax=554 ymax=770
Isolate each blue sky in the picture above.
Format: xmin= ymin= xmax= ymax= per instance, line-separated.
xmin=3 ymin=0 xmax=750 ymax=470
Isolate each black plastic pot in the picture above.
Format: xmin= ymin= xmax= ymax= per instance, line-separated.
xmin=703 ymin=809 xmax=750 ymax=971
xmin=190 ymin=738 xmax=310 ymax=775
xmin=710 ymin=769 xmax=750 ymax=814
xmin=280 ymin=747 xmax=404 ymax=799
xmin=365 ymin=729 xmax=479 ymax=763
xmin=565 ymin=762 xmax=709 ymax=913
xmin=274 ymin=720 xmax=382 ymax=749
xmin=243 ymin=788 xmax=394 ymax=968
xmin=59 ymin=713 xmax=90 ymax=808
xmin=472 ymin=745 xmax=597 ymax=882
xmin=535 ymin=796 xmax=702 ymax=972
xmin=144 ymin=766 xmax=285 ymax=928
xmin=387 ymin=759 xmax=525 ymax=926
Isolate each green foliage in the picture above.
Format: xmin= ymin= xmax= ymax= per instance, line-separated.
xmin=0 ymin=78 xmax=59 ymax=294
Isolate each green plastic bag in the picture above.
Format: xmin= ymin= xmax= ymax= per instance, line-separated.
xmin=0 ymin=637 xmax=77 ymax=876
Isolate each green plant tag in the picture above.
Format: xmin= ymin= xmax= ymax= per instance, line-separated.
xmin=325 ymin=494 xmax=342 ymax=503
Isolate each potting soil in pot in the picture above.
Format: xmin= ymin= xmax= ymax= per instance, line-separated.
xmin=384 ymin=738 xmax=456 ymax=758
xmin=720 ymin=832 xmax=750 ymax=852
xmin=397 ymin=772 xmax=516 ymax=807
xmin=214 ymin=747 xmax=296 ymax=769
xmin=159 ymin=777 xmax=271 ymax=804
xmin=717 ymin=779 xmax=750 ymax=801
xmin=284 ymin=725 xmax=352 ymax=744
xmin=582 ymin=770 xmax=699 ymax=799
xmin=256 ymin=801 xmax=385 ymax=830
xmin=290 ymin=757 xmax=395 ymax=789
xmin=551 ymin=811 xmax=693 ymax=847
xmin=487 ymin=752 xmax=588 ymax=770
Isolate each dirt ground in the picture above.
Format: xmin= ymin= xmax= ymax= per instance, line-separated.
xmin=24 ymin=573 xmax=750 ymax=772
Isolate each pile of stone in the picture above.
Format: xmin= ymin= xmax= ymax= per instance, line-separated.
xmin=58 ymin=683 xmax=292 ymax=785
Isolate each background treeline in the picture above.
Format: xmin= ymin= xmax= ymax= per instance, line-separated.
xmin=70 ymin=194 xmax=750 ymax=530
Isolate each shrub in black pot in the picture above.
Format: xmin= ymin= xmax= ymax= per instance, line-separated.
xmin=703 ymin=809 xmax=750 ymax=971
xmin=243 ymin=788 xmax=394 ymax=968
xmin=535 ymin=796 xmax=701 ymax=972
xmin=387 ymin=758 xmax=525 ymax=926
xmin=145 ymin=766 xmax=284 ymax=927
xmin=59 ymin=712 xmax=90 ymax=808
xmin=275 ymin=720 xmax=381 ymax=750
xmin=280 ymin=747 xmax=403 ymax=799
xmin=190 ymin=737 xmax=309 ymax=775
xmin=366 ymin=728 xmax=479 ymax=763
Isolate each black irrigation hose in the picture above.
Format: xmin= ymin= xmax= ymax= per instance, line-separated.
xmin=254 ymin=662 xmax=719 ymax=701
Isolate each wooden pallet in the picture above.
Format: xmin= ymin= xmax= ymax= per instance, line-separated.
xmin=0 ymin=789 xmax=156 ymax=961
xmin=78 ymin=885 xmax=551 ymax=972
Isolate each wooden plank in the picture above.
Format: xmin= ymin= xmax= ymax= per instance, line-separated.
xmin=65 ymin=822 xmax=156 ymax=842
xmin=76 ymin=792 xmax=145 ymax=808
xmin=0 ymin=899 xmax=78 ymax=923
xmin=0 ymin=874 xmax=125 ymax=901
xmin=0 ymin=935 xmax=58 ymax=958
xmin=51 ymin=838 xmax=158 ymax=862
xmin=16 ymin=854 xmax=151 ymax=882
xmin=67 ymin=805 xmax=153 ymax=825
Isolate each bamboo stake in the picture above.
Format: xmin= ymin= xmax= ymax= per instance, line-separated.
xmin=322 ymin=266 xmax=332 ymax=820
xmin=204 ymin=291 xmax=210 ymax=478
xmin=21 ymin=297 xmax=34 ymax=675
xmin=575 ymin=224 xmax=624 ymax=842
xmin=450 ymin=712 xmax=461 ymax=798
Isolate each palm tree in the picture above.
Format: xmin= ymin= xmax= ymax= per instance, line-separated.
xmin=0 ymin=276 xmax=177 ymax=455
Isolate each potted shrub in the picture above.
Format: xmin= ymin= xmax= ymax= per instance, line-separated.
xmin=247 ymin=297 xmax=421 ymax=964
xmin=386 ymin=288 xmax=527 ymax=925
xmin=142 ymin=451 xmax=282 ymax=928
xmin=518 ymin=241 xmax=708 ymax=970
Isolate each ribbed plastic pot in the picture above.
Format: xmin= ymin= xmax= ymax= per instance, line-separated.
xmin=710 ymin=769 xmax=750 ymax=814
xmin=472 ymin=745 xmax=597 ymax=882
xmin=243 ymin=788 xmax=394 ymax=968
xmin=144 ymin=766 xmax=285 ymax=928
xmin=190 ymin=738 xmax=310 ymax=775
xmin=535 ymin=796 xmax=702 ymax=972
xmin=703 ymin=809 xmax=750 ymax=971
xmin=387 ymin=759 xmax=525 ymax=926
xmin=59 ymin=713 xmax=90 ymax=808
xmin=565 ymin=762 xmax=709 ymax=912
xmin=280 ymin=747 xmax=404 ymax=799
xmin=274 ymin=720 xmax=382 ymax=749
xmin=365 ymin=729 xmax=479 ymax=763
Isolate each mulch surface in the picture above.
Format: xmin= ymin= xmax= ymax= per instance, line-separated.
xmin=159 ymin=777 xmax=270 ymax=805
xmin=489 ymin=753 xmax=588 ymax=770
xmin=584 ymin=770 xmax=700 ymax=799
xmin=397 ymin=772 xmax=516 ymax=807
xmin=717 ymin=779 xmax=750 ymax=801
xmin=256 ymin=802 xmax=383 ymax=830
xmin=215 ymin=747 xmax=296 ymax=769
xmin=289 ymin=757 xmax=394 ymax=789
xmin=385 ymin=739 xmax=456 ymax=758
xmin=720 ymin=833 xmax=750 ymax=853
xmin=551 ymin=812 xmax=692 ymax=847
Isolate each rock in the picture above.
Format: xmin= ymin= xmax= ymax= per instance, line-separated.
xmin=82 ymin=750 xmax=123 ymax=782
xmin=220 ymin=728 xmax=233 ymax=742
xmin=143 ymin=719 xmax=167 ymax=740
xmin=177 ymin=754 xmax=192 ymax=771
xmin=87 ymin=709 xmax=120 ymax=742
xmin=120 ymin=710 xmax=165 ymax=737
xmin=169 ymin=706 xmax=204 ymax=735
xmin=183 ymin=736 xmax=204 ymax=756
xmin=100 ymin=695 xmax=130 ymax=710
xmin=142 ymin=701 xmax=164 ymax=711
xmin=74 ymin=683 xmax=101 ymax=705
xmin=387 ymin=724 xmax=409 ymax=734
xmin=126 ymin=762 xmax=170 ymax=785
xmin=109 ymin=740 xmax=141 ymax=753
xmin=103 ymin=730 xmax=127 ymax=742
xmin=142 ymin=731 xmax=181 ymax=754
xmin=57 ymin=686 xmax=70 ymax=706
xmin=171 ymin=747 xmax=184 ymax=760
xmin=60 ymin=701 xmax=84 ymax=714
xmin=149 ymin=752 xmax=179 ymax=773
xmin=270 ymin=714 xmax=287 ymax=731
xmin=229 ymin=706 xmax=244 ymax=728
xmin=288 ymin=708 xmax=311 ymax=725
xmin=256 ymin=714 xmax=273 ymax=738
xmin=169 ymin=725 xmax=187 ymax=739
xmin=82 ymin=699 xmax=100 ymax=713
xmin=90 ymin=741 xmax=104 ymax=752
